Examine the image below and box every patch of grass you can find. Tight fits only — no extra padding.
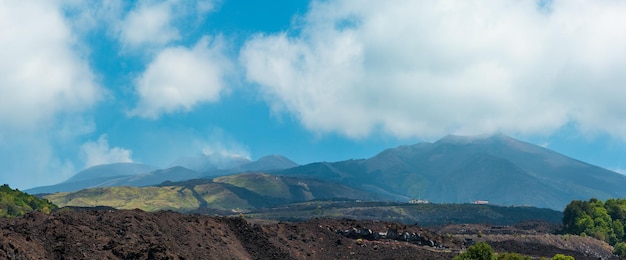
[214,173,290,198]
[0,184,57,217]
[192,183,252,210]
[45,186,200,211]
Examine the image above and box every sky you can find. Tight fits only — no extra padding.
[2,0,626,190]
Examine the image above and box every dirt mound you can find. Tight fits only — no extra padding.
[433,221,617,260]
[0,209,617,259]
[0,209,458,259]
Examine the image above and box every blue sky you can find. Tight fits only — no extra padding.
[1,0,626,190]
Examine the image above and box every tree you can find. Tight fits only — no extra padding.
[562,198,626,245]
[606,199,626,220]
[454,242,495,260]
[614,242,626,257]
[614,219,625,241]
[563,200,591,234]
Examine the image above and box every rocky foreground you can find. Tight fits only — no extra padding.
[0,208,616,259]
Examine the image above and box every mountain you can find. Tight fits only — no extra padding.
[43,173,382,211]
[88,166,203,187]
[233,155,299,172]
[27,166,201,195]
[168,154,298,176]
[30,135,625,210]
[64,163,158,182]
[168,153,252,173]
[28,155,299,195]
[275,134,626,210]
[25,163,157,194]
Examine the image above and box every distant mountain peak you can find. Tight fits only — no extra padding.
[66,163,157,183]
[237,155,299,172]
[437,133,511,144]
[256,154,297,164]
[168,153,252,173]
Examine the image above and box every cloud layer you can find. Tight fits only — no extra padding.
[241,0,626,139]
[80,135,133,168]
[0,1,101,129]
[130,36,231,118]
[117,0,215,50]
[3,0,626,189]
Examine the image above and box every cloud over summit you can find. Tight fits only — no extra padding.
[242,0,626,140]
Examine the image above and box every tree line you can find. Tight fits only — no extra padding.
[0,184,57,218]
[563,198,626,256]
[454,242,574,260]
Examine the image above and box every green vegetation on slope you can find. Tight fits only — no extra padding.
[454,242,495,260]
[45,186,200,211]
[563,198,626,256]
[44,173,380,212]
[193,183,251,210]
[214,173,290,198]
[0,184,57,217]
[453,242,573,260]
[563,198,626,245]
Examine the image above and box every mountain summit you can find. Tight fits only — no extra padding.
[277,134,626,210]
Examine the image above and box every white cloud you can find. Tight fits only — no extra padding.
[0,1,101,130]
[116,0,217,50]
[196,128,251,169]
[130,36,231,118]
[80,135,133,168]
[199,129,251,162]
[0,1,104,189]
[241,0,626,140]
[119,1,179,48]
[61,0,124,33]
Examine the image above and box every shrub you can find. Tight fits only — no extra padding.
[551,254,574,260]
[454,242,495,260]
[614,242,626,257]
[0,184,57,218]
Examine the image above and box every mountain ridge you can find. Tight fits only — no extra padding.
[275,134,626,210]
[26,155,300,194]
[27,134,626,210]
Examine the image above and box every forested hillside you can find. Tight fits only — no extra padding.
[0,184,57,217]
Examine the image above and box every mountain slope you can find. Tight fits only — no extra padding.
[276,134,626,210]
[169,154,299,176]
[0,184,57,217]
[43,173,382,211]
[235,155,299,172]
[27,155,299,194]
[65,163,158,182]
[94,166,203,187]
[25,163,158,194]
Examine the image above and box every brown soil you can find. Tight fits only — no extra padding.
[0,208,458,259]
[433,221,618,260]
[0,209,618,259]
